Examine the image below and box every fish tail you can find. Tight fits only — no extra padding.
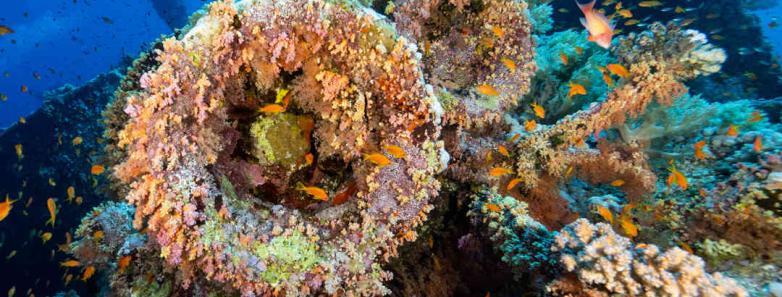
[46,217,55,227]
[575,0,595,13]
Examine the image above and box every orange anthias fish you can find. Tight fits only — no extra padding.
[60,260,80,267]
[0,194,17,222]
[497,145,510,157]
[610,179,625,187]
[606,64,630,78]
[531,103,545,119]
[332,181,358,205]
[486,203,502,212]
[500,57,517,73]
[72,136,83,146]
[754,136,763,152]
[258,104,285,114]
[726,124,738,137]
[90,164,105,175]
[576,0,615,49]
[596,205,614,224]
[118,255,132,273]
[384,144,406,159]
[82,266,96,281]
[489,167,513,177]
[364,153,392,168]
[568,82,587,98]
[666,165,688,190]
[298,185,329,201]
[524,120,537,132]
[748,111,764,123]
[41,232,53,244]
[506,178,523,190]
[67,186,76,203]
[694,140,707,160]
[560,52,569,65]
[619,216,638,238]
[476,84,499,97]
[46,198,57,227]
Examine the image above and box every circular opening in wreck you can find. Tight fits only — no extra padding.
[216,68,356,213]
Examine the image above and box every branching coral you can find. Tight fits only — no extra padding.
[512,23,725,191]
[551,219,748,297]
[113,0,445,295]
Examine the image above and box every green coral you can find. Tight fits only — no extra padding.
[249,113,310,169]
[130,277,172,297]
[252,231,322,285]
[697,239,746,264]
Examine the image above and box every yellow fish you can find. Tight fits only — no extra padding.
[577,0,615,48]
[364,153,392,168]
[476,84,499,97]
[606,64,630,78]
[258,104,285,114]
[596,206,614,224]
[384,144,406,159]
[568,82,587,98]
[638,1,663,7]
[531,103,545,119]
[500,57,517,72]
[617,9,632,18]
[489,167,512,177]
[45,198,56,227]
[0,194,17,222]
[67,186,76,203]
[40,232,52,244]
[15,144,23,160]
[298,185,329,201]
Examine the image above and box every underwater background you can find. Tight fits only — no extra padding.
[0,0,781,296]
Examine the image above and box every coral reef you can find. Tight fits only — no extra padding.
[52,0,770,296]
[113,0,445,295]
[551,219,748,297]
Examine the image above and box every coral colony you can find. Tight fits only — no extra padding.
[50,0,782,296]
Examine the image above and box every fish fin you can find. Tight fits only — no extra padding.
[596,12,613,30]
[46,217,54,227]
[580,17,589,29]
[575,0,595,13]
